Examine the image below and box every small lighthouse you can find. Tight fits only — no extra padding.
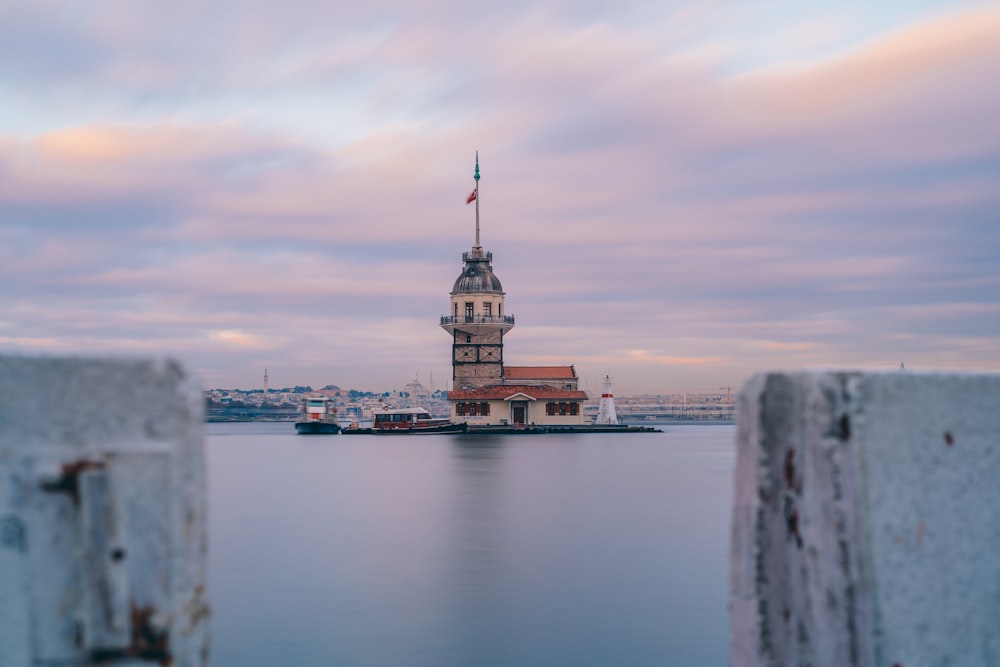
[595,374,619,425]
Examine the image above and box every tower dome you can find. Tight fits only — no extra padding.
[452,249,504,294]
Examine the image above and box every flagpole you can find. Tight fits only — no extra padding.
[474,151,481,249]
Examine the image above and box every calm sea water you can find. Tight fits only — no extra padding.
[206,423,736,667]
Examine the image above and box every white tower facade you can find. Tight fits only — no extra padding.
[595,374,619,425]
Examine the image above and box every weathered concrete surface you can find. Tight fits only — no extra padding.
[731,371,1000,667]
[0,355,208,667]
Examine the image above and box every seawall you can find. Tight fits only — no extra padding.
[0,355,209,667]
[730,371,1000,666]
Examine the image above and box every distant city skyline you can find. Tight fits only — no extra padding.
[2,1,998,395]
[210,371,739,399]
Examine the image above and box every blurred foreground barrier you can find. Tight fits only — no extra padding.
[730,371,1000,667]
[0,355,208,667]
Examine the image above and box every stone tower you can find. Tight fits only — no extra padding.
[440,154,515,390]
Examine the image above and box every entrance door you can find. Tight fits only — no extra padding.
[511,403,526,425]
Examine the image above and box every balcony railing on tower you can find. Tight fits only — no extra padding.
[440,315,515,327]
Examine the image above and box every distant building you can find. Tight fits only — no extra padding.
[440,155,588,426]
[404,376,431,405]
[314,386,347,399]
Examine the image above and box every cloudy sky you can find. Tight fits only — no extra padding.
[2,0,998,395]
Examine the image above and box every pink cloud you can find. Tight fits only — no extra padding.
[0,336,62,348]
[2,4,998,391]
[718,7,1000,158]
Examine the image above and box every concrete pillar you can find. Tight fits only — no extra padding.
[731,371,1000,667]
[0,355,208,667]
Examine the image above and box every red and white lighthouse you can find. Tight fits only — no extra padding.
[595,374,619,425]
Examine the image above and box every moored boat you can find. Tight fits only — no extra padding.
[295,395,341,435]
[368,407,466,434]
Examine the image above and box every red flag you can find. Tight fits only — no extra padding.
[466,189,476,204]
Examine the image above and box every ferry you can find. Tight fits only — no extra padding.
[368,407,466,434]
[294,395,341,435]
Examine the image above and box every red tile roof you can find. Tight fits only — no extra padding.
[448,384,588,401]
[503,365,577,379]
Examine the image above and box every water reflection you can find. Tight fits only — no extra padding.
[445,435,512,665]
[451,434,507,458]
[207,424,735,667]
